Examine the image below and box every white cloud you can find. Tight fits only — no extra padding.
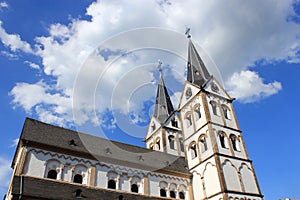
[6,0,300,128]
[10,81,72,126]
[1,50,18,60]
[227,70,282,103]
[101,116,117,130]
[10,82,48,111]
[0,2,8,9]
[24,61,40,70]
[9,138,19,148]
[0,21,34,53]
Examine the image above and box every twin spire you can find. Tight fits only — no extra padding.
[187,39,211,86]
[153,61,174,123]
[153,29,211,123]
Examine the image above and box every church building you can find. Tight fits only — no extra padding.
[4,35,263,200]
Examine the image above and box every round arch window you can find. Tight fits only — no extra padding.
[108,179,116,189]
[131,184,138,193]
[73,174,83,184]
[47,169,57,179]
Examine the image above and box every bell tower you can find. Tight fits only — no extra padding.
[144,62,184,157]
[178,35,263,199]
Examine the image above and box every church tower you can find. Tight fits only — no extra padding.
[178,37,263,199]
[144,64,185,157]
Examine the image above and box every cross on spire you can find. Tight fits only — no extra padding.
[157,59,162,72]
[185,27,191,38]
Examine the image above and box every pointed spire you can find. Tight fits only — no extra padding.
[153,61,174,123]
[185,29,211,86]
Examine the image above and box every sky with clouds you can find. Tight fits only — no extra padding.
[0,0,299,199]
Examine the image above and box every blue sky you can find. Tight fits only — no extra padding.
[0,0,300,199]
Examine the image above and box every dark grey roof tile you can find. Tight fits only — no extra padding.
[20,118,190,175]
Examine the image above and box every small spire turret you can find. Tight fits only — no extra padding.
[153,60,174,123]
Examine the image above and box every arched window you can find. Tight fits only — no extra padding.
[159,181,168,197]
[189,143,197,159]
[73,165,87,185]
[230,134,240,151]
[108,179,116,189]
[185,113,192,127]
[178,185,186,199]
[199,135,208,153]
[160,189,167,197]
[170,191,176,198]
[179,138,184,152]
[219,132,228,149]
[149,143,154,150]
[222,104,231,119]
[45,159,61,180]
[151,122,156,132]
[171,119,178,128]
[155,139,161,150]
[47,169,57,179]
[179,192,185,199]
[130,175,141,193]
[210,101,218,115]
[168,135,176,150]
[194,105,201,120]
[131,184,138,193]
[73,174,83,184]
[185,87,192,99]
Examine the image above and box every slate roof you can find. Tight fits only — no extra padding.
[187,39,211,87]
[11,175,174,200]
[153,71,174,123]
[14,118,190,176]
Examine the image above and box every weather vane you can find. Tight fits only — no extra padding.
[185,27,191,38]
[157,59,162,72]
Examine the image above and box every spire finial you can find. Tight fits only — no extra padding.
[157,59,162,72]
[185,27,191,38]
